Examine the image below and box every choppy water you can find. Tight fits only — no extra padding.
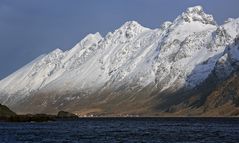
[0,118,239,143]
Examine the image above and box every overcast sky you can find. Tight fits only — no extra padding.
[0,0,239,79]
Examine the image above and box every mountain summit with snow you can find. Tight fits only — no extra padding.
[0,6,239,116]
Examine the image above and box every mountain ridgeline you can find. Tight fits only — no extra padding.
[0,6,239,116]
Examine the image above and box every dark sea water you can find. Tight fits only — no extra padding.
[0,117,239,143]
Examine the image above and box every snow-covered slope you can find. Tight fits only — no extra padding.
[0,6,239,114]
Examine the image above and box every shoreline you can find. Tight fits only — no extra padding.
[1,116,238,123]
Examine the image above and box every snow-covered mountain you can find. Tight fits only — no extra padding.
[0,6,239,116]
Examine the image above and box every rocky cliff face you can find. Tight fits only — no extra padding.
[0,6,239,116]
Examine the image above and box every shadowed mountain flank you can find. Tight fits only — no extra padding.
[0,104,16,117]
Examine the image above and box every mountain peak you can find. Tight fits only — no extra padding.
[51,48,63,54]
[78,32,103,48]
[186,5,203,13]
[82,32,102,42]
[109,21,149,40]
[179,5,216,25]
[121,21,143,29]
[118,20,149,33]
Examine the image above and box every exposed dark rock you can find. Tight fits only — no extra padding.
[0,104,16,117]
[7,114,56,122]
[57,111,78,119]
